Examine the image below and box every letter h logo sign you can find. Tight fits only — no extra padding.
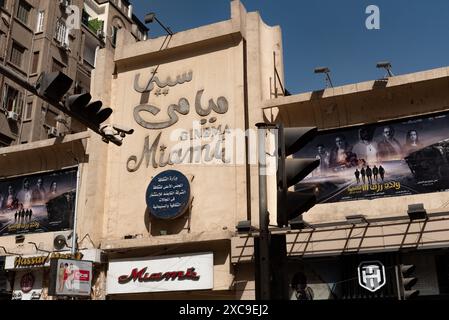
[358,261,386,292]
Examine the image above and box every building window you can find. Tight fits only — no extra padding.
[25,101,33,120]
[10,42,25,68]
[55,19,68,45]
[45,109,57,128]
[31,51,39,74]
[82,9,90,26]
[52,59,65,73]
[16,0,31,25]
[36,10,44,33]
[111,26,118,47]
[2,84,24,115]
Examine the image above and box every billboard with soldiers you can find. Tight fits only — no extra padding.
[294,111,449,203]
[0,168,77,236]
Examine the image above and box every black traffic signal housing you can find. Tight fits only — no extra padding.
[399,264,419,299]
[276,123,320,228]
[35,71,115,139]
[35,71,73,102]
[65,92,112,130]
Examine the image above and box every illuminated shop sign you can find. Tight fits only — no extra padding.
[107,252,213,295]
[5,252,83,270]
[48,259,93,297]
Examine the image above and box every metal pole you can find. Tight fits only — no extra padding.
[71,165,81,256]
[256,123,273,300]
[395,265,402,300]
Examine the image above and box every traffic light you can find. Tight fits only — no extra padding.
[65,92,113,129]
[399,264,419,299]
[276,123,320,227]
[35,71,73,102]
[33,71,128,145]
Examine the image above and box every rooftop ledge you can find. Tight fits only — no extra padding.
[101,230,234,251]
[263,66,449,109]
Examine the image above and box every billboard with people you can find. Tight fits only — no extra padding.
[0,168,77,236]
[294,111,449,203]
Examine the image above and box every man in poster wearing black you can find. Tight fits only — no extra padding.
[378,126,402,161]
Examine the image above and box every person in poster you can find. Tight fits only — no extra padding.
[58,263,67,292]
[47,181,58,201]
[329,135,358,170]
[378,126,402,161]
[352,127,379,165]
[31,178,46,204]
[354,169,360,184]
[404,129,422,156]
[5,184,17,210]
[17,179,32,210]
[315,144,330,175]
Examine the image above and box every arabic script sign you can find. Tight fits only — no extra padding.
[146,170,190,220]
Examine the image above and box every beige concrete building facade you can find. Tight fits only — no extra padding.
[1,0,449,300]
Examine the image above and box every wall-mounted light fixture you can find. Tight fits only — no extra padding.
[407,203,427,221]
[236,220,253,233]
[15,235,25,244]
[345,214,368,225]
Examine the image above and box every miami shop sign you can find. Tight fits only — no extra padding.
[106,253,213,295]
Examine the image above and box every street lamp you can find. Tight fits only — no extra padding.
[376,61,394,78]
[144,12,173,36]
[314,67,334,88]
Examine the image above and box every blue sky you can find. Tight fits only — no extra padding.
[134,0,449,94]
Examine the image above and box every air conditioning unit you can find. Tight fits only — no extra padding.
[6,111,19,121]
[48,127,59,137]
[53,231,73,251]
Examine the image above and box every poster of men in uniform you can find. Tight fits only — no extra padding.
[295,111,449,203]
[0,169,77,236]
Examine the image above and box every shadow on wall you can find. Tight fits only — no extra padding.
[144,207,190,236]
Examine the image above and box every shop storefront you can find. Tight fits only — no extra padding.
[4,249,102,300]
[286,250,449,300]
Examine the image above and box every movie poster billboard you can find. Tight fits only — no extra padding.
[0,168,77,236]
[295,111,449,203]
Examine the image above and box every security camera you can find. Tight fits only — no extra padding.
[112,124,134,135]
[100,125,116,137]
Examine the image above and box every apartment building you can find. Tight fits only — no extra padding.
[0,0,147,147]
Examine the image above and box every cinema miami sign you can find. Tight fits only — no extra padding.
[127,70,233,172]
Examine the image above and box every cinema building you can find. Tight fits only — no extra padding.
[2,0,449,300]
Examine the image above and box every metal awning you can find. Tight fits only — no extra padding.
[231,211,449,264]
